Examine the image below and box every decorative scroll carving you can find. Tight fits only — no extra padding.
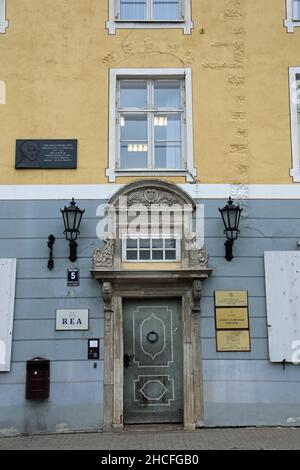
[102,281,112,304]
[102,281,113,327]
[93,235,115,269]
[198,248,209,267]
[127,189,184,207]
[192,280,202,315]
[186,233,209,268]
[189,247,209,268]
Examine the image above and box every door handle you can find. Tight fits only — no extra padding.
[124,353,134,368]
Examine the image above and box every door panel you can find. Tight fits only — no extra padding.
[123,299,183,424]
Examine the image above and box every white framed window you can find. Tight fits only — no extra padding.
[106,68,196,182]
[289,68,300,181]
[106,0,193,35]
[0,0,8,33]
[285,0,300,32]
[122,235,180,262]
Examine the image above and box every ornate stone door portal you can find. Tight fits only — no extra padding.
[91,181,212,430]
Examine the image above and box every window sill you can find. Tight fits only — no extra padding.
[0,19,8,33]
[106,168,197,182]
[284,18,300,33]
[115,19,186,23]
[290,168,300,182]
[121,262,181,271]
[106,19,193,35]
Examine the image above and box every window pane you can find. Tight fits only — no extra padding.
[294,0,300,20]
[153,0,180,21]
[154,81,181,107]
[120,0,147,20]
[127,250,138,260]
[154,114,181,141]
[152,250,164,260]
[121,115,147,141]
[165,239,176,249]
[155,143,181,168]
[120,81,147,108]
[165,250,176,260]
[127,239,138,248]
[152,239,163,248]
[140,239,151,248]
[140,250,151,260]
[296,77,300,113]
[121,143,148,168]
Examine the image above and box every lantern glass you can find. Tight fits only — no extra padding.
[219,197,243,241]
[61,198,85,242]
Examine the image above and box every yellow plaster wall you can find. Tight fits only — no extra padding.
[0,0,298,185]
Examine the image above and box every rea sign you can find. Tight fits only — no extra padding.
[56,309,89,330]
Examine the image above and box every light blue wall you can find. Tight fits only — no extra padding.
[201,199,300,427]
[0,200,105,435]
[0,198,300,433]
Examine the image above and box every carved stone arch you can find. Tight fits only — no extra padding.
[108,179,196,209]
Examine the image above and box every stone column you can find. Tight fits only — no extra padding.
[182,281,204,430]
[102,282,114,431]
[112,295,124,430]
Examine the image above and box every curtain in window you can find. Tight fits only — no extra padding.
[120,0,147,20]
[293,0,300,20]
[153,0,180,21]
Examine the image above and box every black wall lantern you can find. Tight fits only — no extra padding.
[47,234,55,270]
[60,198,85,262]
[219,197,243,261]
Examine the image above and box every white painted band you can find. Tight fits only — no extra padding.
[1,184,300,200]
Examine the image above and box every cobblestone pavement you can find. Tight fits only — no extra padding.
[0,427,299,450]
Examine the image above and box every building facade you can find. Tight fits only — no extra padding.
[1,0,300,434]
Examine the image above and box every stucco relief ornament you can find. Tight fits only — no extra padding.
[93,234,115,269]
[127,189,182,207]
[144,189,159,204]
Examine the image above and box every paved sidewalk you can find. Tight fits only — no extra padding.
[0,427,299,450]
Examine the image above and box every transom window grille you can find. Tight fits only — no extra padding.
[119,0,182,21]
[117,78,185,170]
[123,237,180,261]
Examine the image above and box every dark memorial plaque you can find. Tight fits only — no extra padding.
[16,140,77,169]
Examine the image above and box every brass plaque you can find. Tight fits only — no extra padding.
[215,307,249,329]
[216,330,251,352]
[215,290,248,307]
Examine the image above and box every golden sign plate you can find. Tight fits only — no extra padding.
[215,307,249,329]
[216,330,251,352]
[215,290,248,307]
